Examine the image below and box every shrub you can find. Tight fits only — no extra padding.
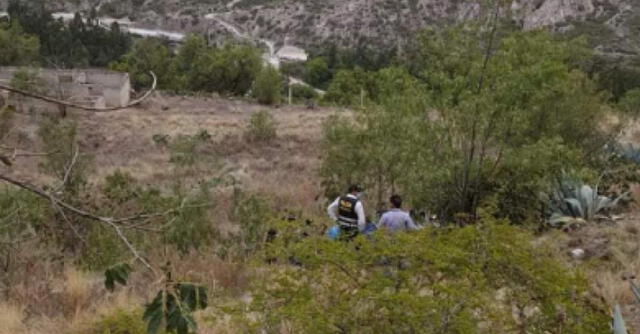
[246,110,277,142]
[304,57,330,88]
[240,220,609,333]
[86,308,147,334]
[252,66,282,105]
[290,83,318,100]
[227,189,271,258]
[619,88,640,116]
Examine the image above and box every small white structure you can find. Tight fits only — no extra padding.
[276,36,308,62]
[0,67,131,108]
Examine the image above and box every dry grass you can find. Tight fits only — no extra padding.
[545,217,640,332]
[0,303,26,334]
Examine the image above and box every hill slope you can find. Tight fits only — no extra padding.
[2,0,638,57]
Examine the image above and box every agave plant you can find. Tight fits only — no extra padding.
[615,143,640,165]
[613,304,629,334]
[547,176,627,227]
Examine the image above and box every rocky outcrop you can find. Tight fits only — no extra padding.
[1,0,638,57]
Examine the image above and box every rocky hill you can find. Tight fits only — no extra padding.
[2,0,639,57]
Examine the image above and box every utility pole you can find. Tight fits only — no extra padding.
[288,76,292,105]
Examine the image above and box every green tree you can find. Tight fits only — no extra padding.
[173,34,208,90]
[322,26,612,223]
[189,43,263,95]
[0,22,40,66]
[323,68,371,106]
[111,38,176,90]
[304,57,330,88]
[252,66,282,105]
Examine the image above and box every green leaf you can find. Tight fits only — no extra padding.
[144,283,208,334]
[143,291,165,334]
[104,263,132,292]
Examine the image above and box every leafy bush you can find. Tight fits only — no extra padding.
[290,83,318,100]
[619,88,640,116]
[252,66,282,105]
[304,57,330,88]
[246,110,277,142]
[38,117,91,196]
[110,38,175,90]
[0,21,39,66]
[227,189,271,258]
[168,130,215,170]
[240,220,609,333]
[188,42,263,96]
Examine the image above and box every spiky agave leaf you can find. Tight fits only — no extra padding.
[613,304,628,334]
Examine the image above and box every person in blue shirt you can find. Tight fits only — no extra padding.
[377,194,420,232]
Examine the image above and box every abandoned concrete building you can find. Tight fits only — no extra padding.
[0,67,131,108]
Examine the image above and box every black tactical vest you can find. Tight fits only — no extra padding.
[337,196,359,226]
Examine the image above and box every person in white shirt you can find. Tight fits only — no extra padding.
[378,194,420,232]
[327,184,366,240]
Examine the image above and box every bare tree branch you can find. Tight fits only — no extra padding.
[55,145,80,193]
[0,72,157,112]
[0,173,179,225]
[105,219,158,275]
[50,197,88,247]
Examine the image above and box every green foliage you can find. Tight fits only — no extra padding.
[8,1,130,68]
[227,189,271,258]
[10,68,44,92]
[104,263,132,292]
[304,57,330,88]
[144,282,208,334]
[0,21,39,66]
[83,223,130,270]
[246,110,277,142]
[165,184,218,254]
[103,170,139,204]
[169,132,211,167]
[619,88,640,116]
[290,84,318,101]
[252,66,282,105]
[38,117,90,196]
[322,27,612,222]
[110,38,175,90]
[188,42,263,95]
[0,189,46,269]
[86,308,147,334]
[243,221,609,333]
[323,68,371,106]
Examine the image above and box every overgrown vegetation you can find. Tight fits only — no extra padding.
[3,1,640,333]
[7,0,131,68]
[246,110,277,142]
[321,28,620,225]
[237,219,609,333]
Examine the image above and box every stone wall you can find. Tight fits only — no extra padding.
[0,67,130,108]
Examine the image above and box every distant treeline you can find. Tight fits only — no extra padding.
[6,0,131,68]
